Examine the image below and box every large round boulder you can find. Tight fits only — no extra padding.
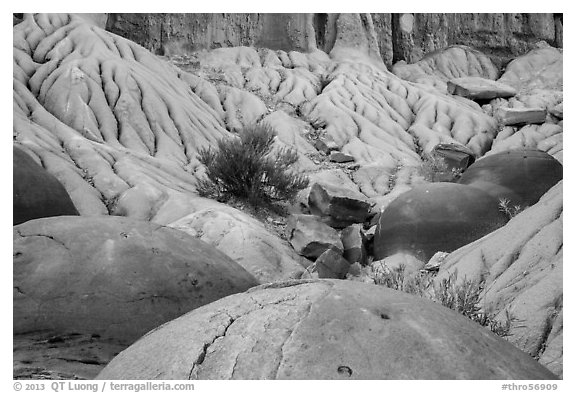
[97,279,556,380]
[374,183,507,262]
[13,216,259,344]
[13,146,79,225]
[459,148,563,208]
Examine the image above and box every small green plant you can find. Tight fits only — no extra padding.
[373,266,515,338]
[419,155,463,182]
[498,197,524,219]
[196,123,309,207]
[372,264,433,297]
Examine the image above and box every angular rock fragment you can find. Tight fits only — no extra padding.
[286,214,343,258]
[496,107,547,126]
[329,151,355,163]
[13,146,79,225]
[341,224,368,266]
[447,77,516,100]
[314,137,339,154]
[309,182,372,228]
[97,279,557,380]
[431,143,476,172]
[315,249,351,279]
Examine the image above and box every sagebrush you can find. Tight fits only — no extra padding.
[196,124,309,206]
[373,266,515,337]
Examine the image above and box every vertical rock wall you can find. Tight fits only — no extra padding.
[103,13,560,67]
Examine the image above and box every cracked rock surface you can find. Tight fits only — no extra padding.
[97,279,556,380]
[13,215,259,344]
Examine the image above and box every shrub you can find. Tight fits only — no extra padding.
[419,155,463,182]
[498,197,524,219]
[196,123,309,206]
[372,266,515,338]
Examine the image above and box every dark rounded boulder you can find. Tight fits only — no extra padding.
[97,279,557,380]
[13,216,259,344]
[459,148,563,208]
[374,183,507,262]
[13,146,79,225]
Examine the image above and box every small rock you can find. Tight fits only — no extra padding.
[549,103,563,119]
[309,182,372,228]
[447,77,517,100]
[364,225,377,241]
[329,151,355,163]
[286,214,343,258]
[496,107,547,126]
[314,137,339,154]
[315,248,351,279]
[346,262,363,277]
[431,143,476,172]
[424,251,450,271]
[341,224,368,266]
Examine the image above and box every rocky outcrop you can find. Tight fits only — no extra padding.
[14,216,258,343]
[13,145,79,225]
[390,14,558,68]
[374,183,507,262]
[459,149,563,209]
[104,13,560,70]
[433,182,563,376]
[168,205,308,283]
[97,279,556,379]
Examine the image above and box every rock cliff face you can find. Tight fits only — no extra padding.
[104,13,561,68]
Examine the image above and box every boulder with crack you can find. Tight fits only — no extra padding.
[96,279,557,380]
